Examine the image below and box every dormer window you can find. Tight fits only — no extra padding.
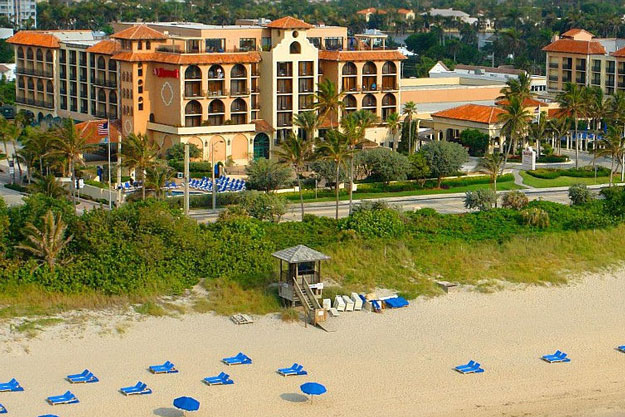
[138,41,143,50]
[146,41,151,50]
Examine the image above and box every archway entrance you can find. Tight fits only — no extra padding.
[253,133,270,160]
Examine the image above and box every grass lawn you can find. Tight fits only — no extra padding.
[520,171,613,188]
[283,176,522,203]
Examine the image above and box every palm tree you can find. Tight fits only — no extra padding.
[498,95,532,168]
[586,87,608,153]
[385,112,401,151]
[402,101,418,154]
[1,117,24,181]
[15,210,73,272]
[594,126,624,185]
[49,118,98,211]
[498,71,533,102]
[341,110,379,213]
[273,133,314,219]
[293,111,319,142]
[548,115,569,154]
[0,116,9,158]
[315,129,352,219]
[21,126,53,176]
[478,153,505,206]
[122,133,160,200]
[144,163,174,199]
[314,79,344,130]
[529,111,549,157]
[556,83,587,169]
[28,174,67,198]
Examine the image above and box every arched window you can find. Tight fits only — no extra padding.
[26,48,33,60]
[343,94,357,108]
[98,89,106,102]
[342,62,357,75]
[36,79,43,91]
[382,93,396,106]
[108,59,116,71]
[207,99,225,126]
[138,97,144,111]
[185,100,202,127]
[17,47,23,59]
[208,99,225,114]
[138,79,143,94]
[185,65,201,79]
[362,93,376,109]
[36,49,43,61]
[208,64,224,79]
[18,77,24,88]
[363,61,377,75]
[109,91,117,103]
[45,50,52,63]
[27,78,34,90]
[97,56,105,69]
[231,98,247,124]
[46,80,53,92]
[382,61,396,74]
[231,64,246,79]
[290,41,301,54]
[145,41,151,50]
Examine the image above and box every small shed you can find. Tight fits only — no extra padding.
[272,245,330,312]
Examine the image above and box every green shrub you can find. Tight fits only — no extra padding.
[526,168,561,179]
[238,191,287,222]
[354,148,411,183]
[601,186,625,218]
[340,203,405,238]
[245,158,292,192]
[464,189,497,211]
[501,190,529,210]
[459,129,489,157]
[165,143,201,161]
[521,207,550,228]
[168,160,212,174]
[4,183,28,192]
[420,141,469,186]
[568,184,594,205]
[537,155,568,163]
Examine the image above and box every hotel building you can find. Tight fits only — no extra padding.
[8,17,404,165]
[543,29,625,95]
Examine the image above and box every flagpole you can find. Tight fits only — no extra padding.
[107,119,112,210]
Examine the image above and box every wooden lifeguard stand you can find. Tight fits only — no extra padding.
[272,245,330,325]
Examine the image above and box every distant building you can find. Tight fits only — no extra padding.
[397,9,415,21]
[0,62,15,80]
[0,0,36,29]
[356,8,387,23]
[423,8,478,26]
[0,27,13,39]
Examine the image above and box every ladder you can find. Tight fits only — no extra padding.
[292,278,314,313]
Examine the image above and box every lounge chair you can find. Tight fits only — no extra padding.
[385,297,410,309]
[0,404,6,414]
[222,352,252,366]
[617,345,625,353]
[277,363,308,377]
[454,360,484,374]
[203,372,234,385]
[0,378,23,392]
[351,293,363,311]
[66,369,99,384]
[333,295,346,312]
[148,361,179,374]
[46,390,79,405]
[542,350,570,363]
[120,381,152,396]
[342,295,355,312]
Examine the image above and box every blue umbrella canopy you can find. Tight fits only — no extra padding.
[300,382,327,396]
[38,415,60,417]
[173,396,200,412]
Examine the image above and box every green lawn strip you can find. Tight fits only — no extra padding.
[520,171,612,188]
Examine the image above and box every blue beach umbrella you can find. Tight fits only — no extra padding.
[173,396,200,414]
[38,415,60,417]
[300,382,327,403]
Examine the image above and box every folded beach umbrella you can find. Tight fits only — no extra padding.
[300,382,327,403]
[173,396,200,414]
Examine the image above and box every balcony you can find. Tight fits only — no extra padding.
[231,89,250,96]
[184,90,206,99]
[207,89,227,98]
[362,85,378,92]
[16,96,54,109]
[549,62,559,69]
[93,78,117,88]
[96,111,108,118]
[548,75,558,82]
[382,83,399,92]
[16,67,53,78]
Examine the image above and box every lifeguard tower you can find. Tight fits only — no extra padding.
[272,245,330,325]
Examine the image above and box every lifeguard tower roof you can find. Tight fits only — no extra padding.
[272,245,330,264]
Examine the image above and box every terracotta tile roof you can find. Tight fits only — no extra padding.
[431,104,506,124]
[318,50,406,61]
[111,51,261,65]
[548,108,568,118]
[7,31,60,48]
[397,8,413,14]
[86,39,121,55]
[254,119,275,133]
[265,16,313,29]
[561,29,593,38]
[357,7,376,14]
[542,39,606,55]
[611,46,625,57]
[76,119,121,145]
[496,97,547,107]
[111,25,167,40]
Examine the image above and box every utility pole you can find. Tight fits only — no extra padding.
[184,142,189,215]
[117,134,122,207]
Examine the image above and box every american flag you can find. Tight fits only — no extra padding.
[98,121,109,136]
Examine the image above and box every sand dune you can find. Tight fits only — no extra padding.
[2,268,625,417]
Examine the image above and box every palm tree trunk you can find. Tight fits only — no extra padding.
[297,174,304,220]
[610,157,614,186]
[407,119,412,154]
[348,156,354,213]
[574,120,579,169]
[141,167,146,200]
[70,159,77,212]
[11,139,23,183]
[335,162,340,220]
[493,176,498,208]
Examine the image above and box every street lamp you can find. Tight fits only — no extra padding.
[211,138,225,210]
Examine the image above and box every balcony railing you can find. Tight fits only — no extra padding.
[93,78,117,88]
[16,96,54,109]
[231,89,250,96]
[231,72,247,79]
[185,90,206,99]
[16,67,53,78]
[207,89,227,97]
[362,85,378,92]
[96,111,108,118]
[548,75,558,81]
[592,66,601,72]
[382,83,399,91]
[562,63,572,70]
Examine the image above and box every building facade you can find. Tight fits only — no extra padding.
[9,16,405,165]
[0,0,36,29]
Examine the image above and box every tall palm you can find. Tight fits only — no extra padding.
[28,174,67,198]
[15,210,73,272]
[594,126,624,185]
[478,152,505,206]
[315,129,352,219]
[608,91,625,181]
[122,133,160,200]
[144,163,174,200]
[314,79,344,130]
[49,118,98,211]
[385,112,401,152]
[529,111,549,157]
[21,127,53,176]
[402,101,418,154]
[498,72,533,102]
[556,83,587,169]
[586,87,608,152]
[1,118,24,181]
[342,110,379,213]
[293,111,319,142]
[0,116,9,158]
[498,95,532,169]
[273,133,314,219]
[548,115,569,154]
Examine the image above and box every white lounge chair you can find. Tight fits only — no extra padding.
[322,299,331,310]
[351,293,363,311]
[342,295,354,312]
[333,295,345,312]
